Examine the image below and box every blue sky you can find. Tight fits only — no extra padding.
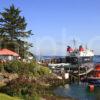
[0,0,100,55]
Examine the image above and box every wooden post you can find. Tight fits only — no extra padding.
[77,57,81,84]
[85,66,88,82]
[78,64,80,83]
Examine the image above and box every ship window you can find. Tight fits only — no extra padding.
[66,57,78,64]
[80,57,93,63]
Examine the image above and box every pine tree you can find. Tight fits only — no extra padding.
[0,4,33,58]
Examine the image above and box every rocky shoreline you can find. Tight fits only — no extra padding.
[42,95,78,100]
[0,72,77,100]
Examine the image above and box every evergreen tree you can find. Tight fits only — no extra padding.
[0,4,33,58]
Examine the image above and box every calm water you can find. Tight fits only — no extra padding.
[53,56,100,100]
[54,84,100,100]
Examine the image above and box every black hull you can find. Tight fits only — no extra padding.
[87,78,100,86]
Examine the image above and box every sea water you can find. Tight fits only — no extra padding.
[54,83,100,100]
[54,56,100,100]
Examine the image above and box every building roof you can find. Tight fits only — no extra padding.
[0,49,19,56]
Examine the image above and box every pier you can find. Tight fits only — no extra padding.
[48,61,94,84]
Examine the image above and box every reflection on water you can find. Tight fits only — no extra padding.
[54,84,100,100]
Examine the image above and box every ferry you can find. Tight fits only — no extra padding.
[48,45,94,78]
[65,45,94,76]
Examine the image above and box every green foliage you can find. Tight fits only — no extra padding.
[4,61,51,76]
[0,63,4,72]
[4,61,22,73]
[0,4,32,39]
[0,4,33,58]
[0,61,53,100]
[0,93,21,100]
[0,76,31,98]
[38,66,51,76]
[0,76,41,100]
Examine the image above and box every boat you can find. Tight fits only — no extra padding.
[48,45,94,78]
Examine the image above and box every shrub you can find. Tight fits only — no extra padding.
[0,76,34,99]
[38,66,51,76]
[0,76,44,100]
[0,63,4,72]
[4,61,51,77]
[4,61,22,73]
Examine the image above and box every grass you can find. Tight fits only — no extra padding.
[0,83,6,87]
[0,93,22,100]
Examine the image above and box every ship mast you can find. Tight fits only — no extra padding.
[73,38,77,49]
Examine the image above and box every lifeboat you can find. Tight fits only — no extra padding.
[95,64,100,77]
[87,64,100,86]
